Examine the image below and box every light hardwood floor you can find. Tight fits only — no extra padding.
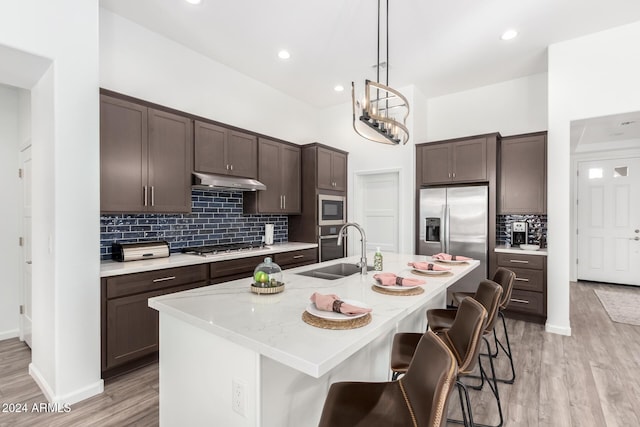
[1,281,638,426]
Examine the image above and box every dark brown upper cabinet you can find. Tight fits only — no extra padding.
[418,137,488,185]
[498,132,547,214]
[100,95,192,214]
[317,146,347,192]
[243,138,301,214]
[194,120,257,179]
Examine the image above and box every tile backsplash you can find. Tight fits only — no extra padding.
[497,214,547,247]
[100,189,287,260]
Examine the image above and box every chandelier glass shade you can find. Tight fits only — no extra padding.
[352,0,410,145]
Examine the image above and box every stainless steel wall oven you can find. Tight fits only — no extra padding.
[318,225,347,262]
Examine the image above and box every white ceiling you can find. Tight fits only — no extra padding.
[571,112,640,153]
[99,0,640,150]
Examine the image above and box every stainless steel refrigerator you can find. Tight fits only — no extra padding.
[418,186,488,295]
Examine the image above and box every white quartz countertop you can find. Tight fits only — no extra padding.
[495,244,547,256]
[100,242,318,277]
[149,253,479,378]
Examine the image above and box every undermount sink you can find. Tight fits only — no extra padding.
[296,263,375,280]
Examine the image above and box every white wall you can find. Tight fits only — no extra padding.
[0,0,102,404]
[426,73,548,141]
[0,84,20,340]
[547,19,640,336]
[99,9,319,144]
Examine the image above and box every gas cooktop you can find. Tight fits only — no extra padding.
[181,242,267,257]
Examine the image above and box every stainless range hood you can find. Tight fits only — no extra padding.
[192,172,266,192]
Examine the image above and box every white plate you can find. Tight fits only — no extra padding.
[412,267,450,275]
[306,299,371,321]
[373,282,420,291]
[432,257,470,264]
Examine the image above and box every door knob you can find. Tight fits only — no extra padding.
[631,236,640,241]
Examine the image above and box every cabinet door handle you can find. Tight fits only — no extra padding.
[230,164,233,171]
[280,195,283,209]
[143,186,148,206]
[515,277,529,282]
[153,276,176,283]
[151,186,155,207]
[283,195,286,209]
[510,298,529,304]
[293,254,304,259]
[448,172,451,178]
[509,259,529,264]
[226,164,229,170]
[452,172,456,178]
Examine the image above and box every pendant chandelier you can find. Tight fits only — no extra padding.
[352,0,410,145]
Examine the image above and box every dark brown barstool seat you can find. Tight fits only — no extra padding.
[319,331,458,427]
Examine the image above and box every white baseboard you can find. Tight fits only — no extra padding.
[0,329,19,341]
[545,322,572,336]
[29,363,104,405]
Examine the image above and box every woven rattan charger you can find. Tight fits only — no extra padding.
[302,311,372,330]
[371,285,425,296]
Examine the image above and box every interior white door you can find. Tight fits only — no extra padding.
[354,172,399,253]
[577,158,640,285]
[19,145,32,347]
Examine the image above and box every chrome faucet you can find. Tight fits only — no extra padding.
[337,222,368,275]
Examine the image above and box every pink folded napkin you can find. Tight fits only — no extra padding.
[310,292,372,315]
[432,253,471,261]
[373,273,426,287]
[407,261,451,271]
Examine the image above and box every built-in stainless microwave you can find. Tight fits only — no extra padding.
[318,194,346,226]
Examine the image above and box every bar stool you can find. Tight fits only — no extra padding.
[453,267,516,384]
[429,280,504,427]
[390,297,488,427]
[318,331,458,427]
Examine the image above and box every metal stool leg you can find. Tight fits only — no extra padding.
[493,311,516,384]
[448,379,475,427]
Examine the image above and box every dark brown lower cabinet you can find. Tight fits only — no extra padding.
[273,248,317,269]
[101,264,208,378]
[210,249,318,284]
[497,252,547,323]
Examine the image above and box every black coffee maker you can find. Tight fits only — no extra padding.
[511,221,528,245]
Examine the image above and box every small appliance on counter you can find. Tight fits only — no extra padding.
[511,222,528,246]
[112,241,170,262]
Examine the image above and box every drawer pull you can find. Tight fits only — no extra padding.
[153,276,176,283]
[514,277,529,282]
[509,259,529,264]
[510,298,529,304]
[293,255,305,259]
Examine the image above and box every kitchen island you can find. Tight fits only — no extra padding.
[149,252,479,427]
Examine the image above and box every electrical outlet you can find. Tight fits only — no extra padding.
[232,379,246,416]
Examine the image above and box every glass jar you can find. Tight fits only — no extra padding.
[252,257,283,288]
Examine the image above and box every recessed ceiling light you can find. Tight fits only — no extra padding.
[334,85,344,92]
[278,50,291,60]
[501,29,518,41]
[185,0,202,4]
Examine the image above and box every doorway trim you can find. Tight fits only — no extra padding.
[570,148,640,282]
